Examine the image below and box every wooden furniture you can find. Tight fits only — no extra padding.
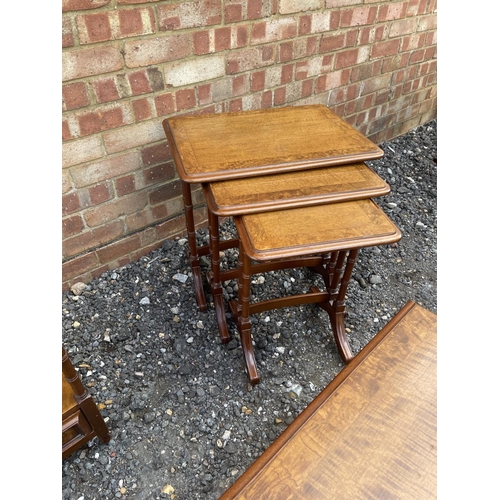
[62,345,110,459]
[202,163,390,343]
[231,198,401,385]
[219,301,437,499]
[162,105,384,314]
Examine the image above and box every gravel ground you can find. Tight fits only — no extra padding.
[62,119,437,500]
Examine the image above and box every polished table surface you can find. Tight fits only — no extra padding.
[219,301,437,499]
[163,105,384,182]
[203,162,389,216]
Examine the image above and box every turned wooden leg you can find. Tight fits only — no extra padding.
[181,180,207,312]
[208,208,230,343]
[239,243,260,385]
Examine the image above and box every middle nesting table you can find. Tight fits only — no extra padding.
[203,163,390,343]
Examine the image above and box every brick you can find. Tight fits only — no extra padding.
[63,0,111,12]
[310,12,332,33]
[62,170,73,194]
[88,182,112,205]
[299,15,311,35]
[63,119,76,141]
[71,151,141,187]
[193,30,211,55]
[409,48,426,65]
[226,46,275,74]
[62,252,99,285]
[164,56,225,87]
[389,18,419,37]
[280,0,321,14]
[250,70,265,91]
[371,39,400,59]
[274,87,286,105]
[77,103,132,137]
[91,77,120,103]
[281,64,294,84]
[335,48,359,69]
[325,0,361,6]
[175,88,196,111]
[149,179,182,205]
[341,7,377,27]
[154,93,175,116]
[115,174,136,196]
[133,98,153,122]
[128,70,152,95]
[315,70,344,92]
[103,118,165,154]
[401,33,426,52]
[117,0,161,4]
[210,79,232,102]
[215,27,231,51]
[232,75,248,96]
[96,233,142,264]
[76,13,112,44]
[63,82,89,112]
[320,33,345,52]
[378,2,407,21]
[251,18,297,44]
[62,16,74,48]
[62,135,103,168]
[225,3,243,23]
[62,46,123,81]
[158,1,222,31]
[142,142,172,166]
[63,192,81,216]
[125,207,159,232]
[123,34,191,68]
[279,42,293,62]
[84,191,149,227]
[417,14,437,32]
[235,26,249,47]
[118,7,154,37]
[143,163,176,185]
[302,79,314,97]
[247,0,263,19]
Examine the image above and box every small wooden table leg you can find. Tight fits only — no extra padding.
[181,180,207,312]
[208,208,230,343]
[238,242,260,385]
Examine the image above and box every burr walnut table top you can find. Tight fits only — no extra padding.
[234,198,401,261]
[163,105,384,182]
[203,162,390,216]
[219,301,437,500]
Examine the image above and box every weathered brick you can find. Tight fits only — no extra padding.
[175,88,196,111]
[280,0,321,14]
[115,174,136,196]
[164,56,225,87]
[77,102,132,137]
[142,142,172,166]
[117,0,161,4]
[320,33,346,52]
[281,64,294,84]
[103,119,165,154]
[417,14,437,32]
[389,18,419,37]
[91,77,120,103]
[63,0,111,12]
[62,252,99,286]
[62,16,74,48]
[250,70,265,91]
[88,182,112,205]
[84,191,149,227]
[378,2,407,21]
[247,0,263,19]
[63,46,123,81]
[63,135,103,168]
[154,93,175,116]
[325,0,361,6]
[143,163,176,185]
[123,34,191,68]
[226,46,275,74]
[96,233,142,264]
[232,74,248,96]
[341,7,377,27]
[76,13,112,44]
[158,1,222,31]
[335,48,359,69]
[215,27,231,51]
[149,179,182,205]
[63,82,89,112]
[225,3,243,23]
[63,192,81,216]
[118,7,154,37]
[251,18,297,44]
[133,98,153,122]
[401,33,426,51]
[128,70,152,95]
[274,87,286,105]
[193,30,211,55]
[71,151,141,187]
[371,39,400,59]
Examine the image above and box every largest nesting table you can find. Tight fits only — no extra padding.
[162,105,387,340]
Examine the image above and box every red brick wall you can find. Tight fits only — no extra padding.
[62,0,437,290]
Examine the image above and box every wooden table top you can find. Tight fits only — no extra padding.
[219,301,437,500]
[163,105,383,182]
[203,163,390,216]
[234,198,401,261]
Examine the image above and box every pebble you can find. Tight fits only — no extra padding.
[173,273,189,283]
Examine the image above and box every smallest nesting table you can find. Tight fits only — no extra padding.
[231,198,401,385]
